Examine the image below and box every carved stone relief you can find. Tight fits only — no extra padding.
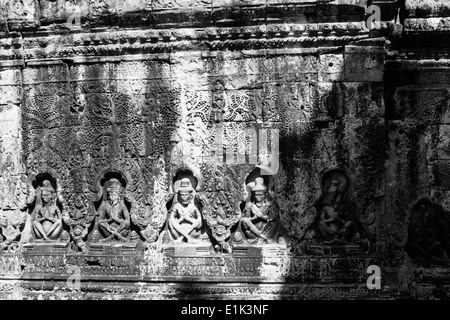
[302,169,369,255]
[28,174,64,241]
[62,192,94,253]
[159,166,211,248]
[91,173,134,243]
[202,165,241,253]
[4,0,39,28]
[233,170,287,248]
[406,199,450,261]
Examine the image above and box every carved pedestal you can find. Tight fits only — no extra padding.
[306,240,370,256]
[233,244,287,257]
[88,242,140,255]
[160,244,211,256]
[23,241,69,254]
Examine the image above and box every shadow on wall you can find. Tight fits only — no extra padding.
[406,198,450,264]
[1,0,396,298]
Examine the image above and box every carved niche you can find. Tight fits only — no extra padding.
[160,166,210,247]
[305,169,368,254]
[90,171,137,244]
[232,169,287,248]
[28,173,65,242]
[406,199,450,261]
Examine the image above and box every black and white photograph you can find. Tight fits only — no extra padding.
[0,0,447,310]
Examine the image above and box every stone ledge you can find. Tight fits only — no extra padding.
[0,252,380,282]
[0,0,400,32]
[0,280,393,299]
[0,22,394,62]
[405,0,450,18]
[404,17,450,32]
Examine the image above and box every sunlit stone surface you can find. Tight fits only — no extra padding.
[0,0,448,299]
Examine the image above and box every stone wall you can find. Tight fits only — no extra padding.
[0,0,448,300]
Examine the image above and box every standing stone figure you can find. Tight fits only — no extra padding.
[97,178,131,242]
[167,178,202,244]
[240,177,280,244]
[32,180,63,240]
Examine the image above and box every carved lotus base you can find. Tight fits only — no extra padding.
[23,241,69,254]
[306,240,370,256]
[88,242,139,255]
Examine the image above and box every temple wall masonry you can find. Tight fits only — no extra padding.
[0,0,449,299]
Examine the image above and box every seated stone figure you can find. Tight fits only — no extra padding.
[32,180,63,240]
[167,178,202,244]
[97,178,131,242]
[316,179,357,245]
[240,177,279,244]
[407,204,447,259]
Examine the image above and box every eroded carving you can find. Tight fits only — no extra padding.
[62,194,95,253]
[203,166,241,253]
[406,199,450,261]
[167,178,202,244]
[233,172,286,246]
[95,177,131,242]
[161,168,209,246]
[0,152,27,211]
[305,169,367,253]
[31,178,63,241]
[0,149,28,251]
[0,210,27,251]
[130,158,169,244]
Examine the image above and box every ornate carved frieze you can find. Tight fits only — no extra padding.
[0,23,397,64]
[405,0,450,18]
[17,252,378,282]
[0,0,400,32]
[1,0,441,300]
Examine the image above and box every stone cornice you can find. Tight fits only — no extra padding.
[404,16,450,32]
[0,21,393,64]
[405,0,450,18]
[0,0,399,32]
[402,1,450,33]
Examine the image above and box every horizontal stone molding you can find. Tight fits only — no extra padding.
[0,22,396,62]
[0,280,393,299]
[0,0,400,32]
[13,253,380,282]
[405,0,450,18]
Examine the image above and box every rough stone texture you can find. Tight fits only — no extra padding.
[0,0,449,300]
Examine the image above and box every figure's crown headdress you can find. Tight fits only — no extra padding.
[328,179,340,193]
[252,177,267,192]
[41,179,55,193]
[178,178,193,193]
[107,178,121,193]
